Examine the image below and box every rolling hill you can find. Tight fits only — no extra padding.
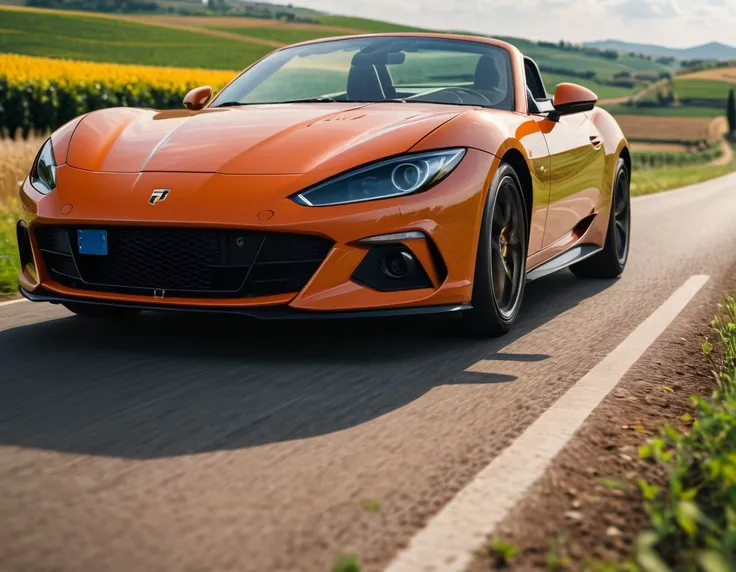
[0,6,271,68]
[585,40,736,62]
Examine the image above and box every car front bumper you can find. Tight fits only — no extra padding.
[18,148,494,314]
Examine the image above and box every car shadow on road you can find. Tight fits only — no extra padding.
[0,271,614,459]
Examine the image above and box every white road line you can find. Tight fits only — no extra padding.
[0,298,27,308]
[385,274,710,572]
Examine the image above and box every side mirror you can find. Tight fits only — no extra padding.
[183,86,213,111]
[552,83,597,116]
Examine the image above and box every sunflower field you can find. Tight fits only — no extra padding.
[0,53,238,136]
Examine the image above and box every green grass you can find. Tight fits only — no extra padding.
[673,78,736,101]
[605,104,725,117]
[207,25,343,45]
[630,296,736,571]
[478,538,518,568]
[0,204,19,296]
[630,156,736,197]
[359,499,381,513]
[332,554,361,572]
[0,7,270,69]
[318,15,426,33]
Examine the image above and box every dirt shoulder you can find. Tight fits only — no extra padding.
[470,264,736,571]
[714,139,734,166]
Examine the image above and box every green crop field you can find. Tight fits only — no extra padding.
[207,26,344,45]
[0,7,269,69]
[603,104,725,117]
[317,15,427,33]
[541,73,637,99]
[673,78,735,100]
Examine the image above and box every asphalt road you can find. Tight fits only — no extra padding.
[2,173,736,572]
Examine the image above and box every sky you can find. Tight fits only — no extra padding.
[294,0,736,48]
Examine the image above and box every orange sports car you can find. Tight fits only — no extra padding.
[17,33,630,336]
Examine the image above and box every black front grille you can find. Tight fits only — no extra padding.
[35,226,332,299]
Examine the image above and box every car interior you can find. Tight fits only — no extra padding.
[337,48,515,109]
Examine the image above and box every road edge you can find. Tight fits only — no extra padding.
[384,275,710,572]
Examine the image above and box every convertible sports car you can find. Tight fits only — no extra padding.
[17,33,630,336]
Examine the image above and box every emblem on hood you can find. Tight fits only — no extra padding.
[149,189,170,205]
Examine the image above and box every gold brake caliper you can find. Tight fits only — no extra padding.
[499,226,509,257]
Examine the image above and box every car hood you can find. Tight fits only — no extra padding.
[66,103,463,175]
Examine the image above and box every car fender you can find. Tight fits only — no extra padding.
[588,107,628,204]
[412,109,552,254]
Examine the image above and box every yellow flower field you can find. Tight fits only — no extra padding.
[0,52,237,91]
[0,53,240,135]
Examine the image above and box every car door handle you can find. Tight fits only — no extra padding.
[589,136,603,149]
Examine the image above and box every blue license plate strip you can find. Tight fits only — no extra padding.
[77,230,108,256]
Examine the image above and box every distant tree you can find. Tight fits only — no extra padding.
[601,49,619,60]
[26,0,158,12]
[728,88,736,139]
[206,0,227,12]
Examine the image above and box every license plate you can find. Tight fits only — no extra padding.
[77,230,108,256]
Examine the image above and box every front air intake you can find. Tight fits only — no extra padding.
[16,222,36,277]
[35,226,333,299]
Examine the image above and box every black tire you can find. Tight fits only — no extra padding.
[464,163,528,337]
[570,157,630,279]
[63,302,140,321]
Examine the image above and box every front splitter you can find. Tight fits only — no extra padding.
[20,287,471,321]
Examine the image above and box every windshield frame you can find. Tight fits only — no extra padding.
[210,34,520,112]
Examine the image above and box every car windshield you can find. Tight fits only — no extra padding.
[212,36,515,110]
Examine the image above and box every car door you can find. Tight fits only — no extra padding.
[524,59,606,249]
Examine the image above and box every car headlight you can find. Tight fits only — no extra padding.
[292,148,466,207]
[30,139,57,195]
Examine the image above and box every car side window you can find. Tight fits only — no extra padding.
[524,58,548,101]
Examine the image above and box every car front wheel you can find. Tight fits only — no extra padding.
[464,163,528,337]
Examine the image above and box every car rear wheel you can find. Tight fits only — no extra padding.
[464,163,528,337]
[570,157,630,279]
[63,302,140,321]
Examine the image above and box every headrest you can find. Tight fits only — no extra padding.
[347,63,386,101]
[474,55,503,90]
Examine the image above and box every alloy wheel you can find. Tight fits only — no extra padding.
[613,170,631,265]
[490,178,525,320]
